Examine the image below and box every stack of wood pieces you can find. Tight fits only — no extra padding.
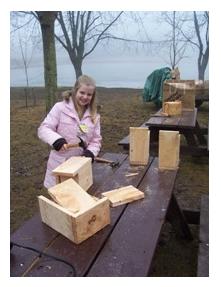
[163,80,195,111]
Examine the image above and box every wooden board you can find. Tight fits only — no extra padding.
[53,156,91,176]
[48,178,96,213]
[159,130,180,170]
[101,185,144,207]
[129,127,150,165]
[163,101,182,116]
[53,156,93,191]
[38,195,77,242]
[74,198,110,244]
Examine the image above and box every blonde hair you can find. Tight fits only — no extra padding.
[62,75,97,123]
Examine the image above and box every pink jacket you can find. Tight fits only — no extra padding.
[38,98,102,188]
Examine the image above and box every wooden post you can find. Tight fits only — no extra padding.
[129,127,150,165]
[159,130,180,170]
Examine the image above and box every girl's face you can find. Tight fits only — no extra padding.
[75,84,95,107]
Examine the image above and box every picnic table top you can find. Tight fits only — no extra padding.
[10,152,178,277]
[146,108,197,129]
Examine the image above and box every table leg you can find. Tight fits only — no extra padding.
[183,130,198,147]
[194,121,207,146]
[166,194,193,240]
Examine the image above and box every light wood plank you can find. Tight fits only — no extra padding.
[38,195,77,242]
[48,178,96,214]
[163,101,182,116]
[129,127,150,165]
[101,185,145,207]
[159,130,180,170]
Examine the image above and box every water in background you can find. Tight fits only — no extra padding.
[10,57,208,88]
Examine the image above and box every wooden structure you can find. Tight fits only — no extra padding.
[52,156,92,191]
[163,80,195,110]
[129,127,150,165]
[10,152,193,277]
[158,130,180,170]
[118,108,208,157]
[163,101,182,116]
[39,179,110,244]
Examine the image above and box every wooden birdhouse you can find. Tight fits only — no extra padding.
[38,178,110,244]
[52,156,93,191]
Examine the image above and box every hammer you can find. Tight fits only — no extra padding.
[94,157,119,168]
[64,136,87,149]
[65,139,119,167]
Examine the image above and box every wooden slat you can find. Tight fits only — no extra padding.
[197,195,209,277]
[48,178,96,213]
[101,185,144,207]
[87,158,177,276]
[23,154,153,276]
[179,108,197,128]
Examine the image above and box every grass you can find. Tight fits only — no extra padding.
[10,86,209,276]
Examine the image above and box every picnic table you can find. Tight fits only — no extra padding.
[118,108,208,156]
[10,152,193,277]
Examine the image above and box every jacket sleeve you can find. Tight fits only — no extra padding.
[38,103,64,146]
[86,114,102,157]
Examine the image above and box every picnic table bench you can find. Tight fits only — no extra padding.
[118,108,208,156]
[197,195,209,276]
[10,152,193,277]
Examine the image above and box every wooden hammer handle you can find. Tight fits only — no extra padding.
[95,157,114,164]
[65,143,79,149]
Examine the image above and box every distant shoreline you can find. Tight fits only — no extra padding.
[10,86,143,91]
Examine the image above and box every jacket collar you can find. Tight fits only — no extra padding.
[63,98,91,120]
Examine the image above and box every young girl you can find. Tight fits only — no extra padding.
[38,75,102,189]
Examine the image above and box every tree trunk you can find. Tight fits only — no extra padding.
[37,12,57,113]
[74,63,83,78]
[71,56,83,78]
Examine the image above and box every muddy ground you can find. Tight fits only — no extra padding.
[10,87,209,276]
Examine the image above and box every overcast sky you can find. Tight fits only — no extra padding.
[10,11,204,73]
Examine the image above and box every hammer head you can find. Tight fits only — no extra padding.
[110,161,120,168]
[77,136,87,150]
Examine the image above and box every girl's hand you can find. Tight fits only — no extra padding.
[61,144,68,151]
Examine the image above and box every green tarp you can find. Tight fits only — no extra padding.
[143,67,172,107]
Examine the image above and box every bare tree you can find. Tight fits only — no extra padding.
[11,11,58,113]
[163,11,209,80]
[192,11,209,80]
[160,11,189,69]
[55,11,124,78]
[33,12,58,112]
